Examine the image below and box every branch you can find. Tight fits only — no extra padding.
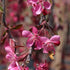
[2,0,13,38]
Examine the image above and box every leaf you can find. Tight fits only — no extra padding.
[0,6,3,12]
[49,0,52,4]
[11,24,23,30]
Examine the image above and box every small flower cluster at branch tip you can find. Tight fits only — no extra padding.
[27,0,51,16]
[22,26,60,54]
[36,62,48,70]
[5,39,29,70]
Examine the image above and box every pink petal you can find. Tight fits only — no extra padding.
[43,46,48,53]
[50,35,60,45]
[27,0,38,5]
[5,46,13,53]
[43,42,55,53]
[40,37,49,43]
[43,1,51,10]
[32,26,38,34]
[46,43,55,53]
[9,39,14,47]
[43,43,55,53]
[8,62,17,70]
[6,53,13,61]
[6,52,17,61]
[10,12,15,17]
[13,16,18,22]
[32,4,42,16]
[34,40,42,50]
[9,67,18,70]
[9,66,23,70]
[26,37,34,47]
[22,30,33,38]
[9,39,15,52]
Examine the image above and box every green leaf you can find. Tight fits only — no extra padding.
[0,6,3,12]
[49,0,52,4]
[11,24,23,30]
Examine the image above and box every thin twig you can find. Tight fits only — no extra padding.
[2,0,13,38]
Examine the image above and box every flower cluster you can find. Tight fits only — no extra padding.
[27,0,51,16]
[3,0,61,70]
[22,26,60,54]
[5,39,29,70]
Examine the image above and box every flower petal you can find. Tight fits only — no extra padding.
[22,30,33,38]
[50,35,60,45]
[43,46,48,53]
[32,4,42,16]
[40,36,49,43]
[26,37,34,47]
[5,46,13,53]
[6,52,17,62]
[46,43,55,53]
[32,26,38,34]
[9,39,15,52]
[27,0,38,5]
[34,40,42,50]
[8,62,17,70]
[43,43,55,53]
[44,1,51,10]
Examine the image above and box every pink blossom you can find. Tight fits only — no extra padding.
[8,61,24,70]
[13,16,18,22]
[36,62,48,70]
[4,39,29,70]
[27,0,38,5]
[5,39,18,63]
[43,1,51,10]
[22,27,43,50]
[8,62,29,70]
[40,35,60,53]
[32,4,42,16]
[27,0,51,16]
[12,3,18,12]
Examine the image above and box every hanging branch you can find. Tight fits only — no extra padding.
[2,0,13,39]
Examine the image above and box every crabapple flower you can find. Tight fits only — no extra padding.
[9,61,29,70]
[32,4,42,16]
[5,40,20,70]
[5,39,29,70]
[5,39,17,62]
[27,0,51,16]
[36,62,48,70]
[22,27,43,50]
[43,1,51,10]
[40,35,60,53]
[27,0,38,5]
[8,61,29,70]
[8,62,19,70]
[5,47,21,70]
